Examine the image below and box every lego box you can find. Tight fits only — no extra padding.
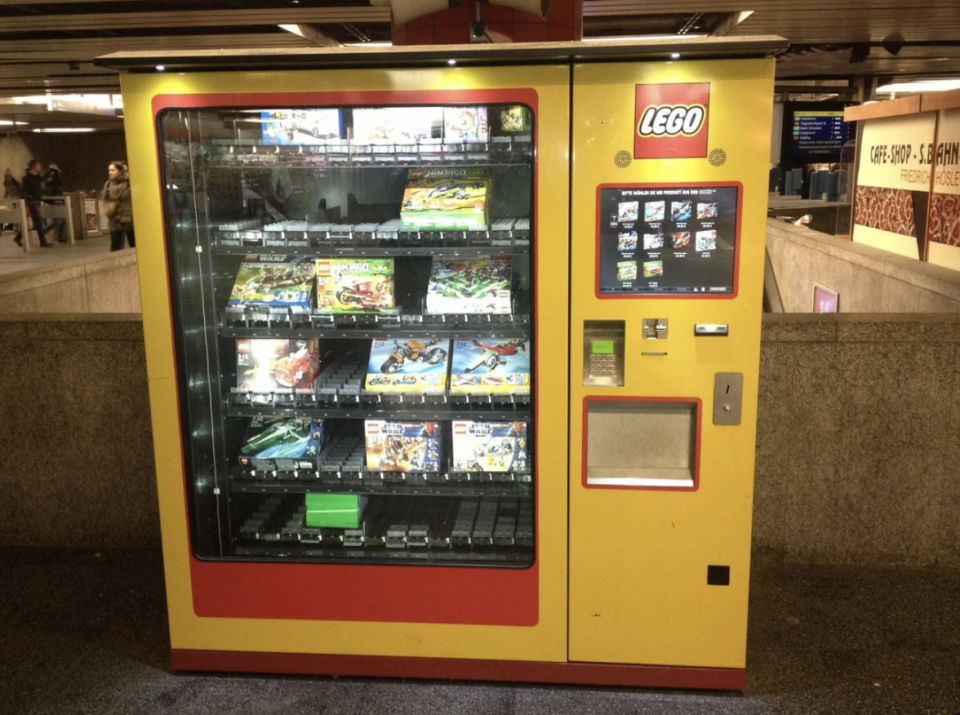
[365,420,441,472]
[365,338,450,394]
[425,256,512,315]
[400,168,490,231]
[239,417,324,471]
[315,258,395,314]
[237,339,320,392]
[305,493,367,529]
[452,421,529,473]
[228,257,315,313]
[450,339,530,395]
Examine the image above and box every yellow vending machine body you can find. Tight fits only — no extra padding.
[568,58,775,687]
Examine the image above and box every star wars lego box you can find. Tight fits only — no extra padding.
[400,168,490,231]
[365,420,442,472]
[364,337,450,394]
[452,421,529,473]
[228,256,315,313]
[239,416,324,471]
[314,258,395,314]
[425,256,512,315]
[236,338,320,392]
[449,339,530,395]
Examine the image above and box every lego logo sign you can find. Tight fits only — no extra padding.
[634,83,710,159]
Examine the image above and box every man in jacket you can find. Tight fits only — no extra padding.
[13,160,51,248]
[44,163,67,243]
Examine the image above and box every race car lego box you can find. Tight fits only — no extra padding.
[315,258,395,314]
[400,168,490,231]
[236,338,320,392]
[449,339,530,395]
[228,256,315,313]
[365,338,450,394]
[239,416,324,471]
[452,421,529,473]
[425,256,512,315]
[365,420,441,472]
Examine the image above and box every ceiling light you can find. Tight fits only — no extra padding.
[583,33,707,42]
[32,128,96,133]
[156,65,165,72]
[278,23,305,38]
[345,42,393,47]
[670,52,680,59]
[0,120,26,126]
[447,59,457,66]
[877,79,960,94]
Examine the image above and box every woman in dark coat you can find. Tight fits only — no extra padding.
[101,160,134,251]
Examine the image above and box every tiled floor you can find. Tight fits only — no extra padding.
[0,229,114,277]
[2,549,959,715]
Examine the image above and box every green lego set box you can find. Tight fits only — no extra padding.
[305,493,367,529]
[425,256,512,314]
[400,167,490,231]
[238,417,324,471]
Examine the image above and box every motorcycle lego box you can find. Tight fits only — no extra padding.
[315,258,395,314]
[452,421,529,473]
[400,168,490,231]
[237,339,320,392]
[239,416,324,471]
[365,420,442,473]
[425,256,512,315]
[365,338,450,394]
[228,257,315,313]
[450,339,530,395]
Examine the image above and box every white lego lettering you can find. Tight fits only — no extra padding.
[638,105,705,138]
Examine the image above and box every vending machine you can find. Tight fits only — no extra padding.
[112,38,778,689]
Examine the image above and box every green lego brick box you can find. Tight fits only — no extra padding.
[305,493,367,529]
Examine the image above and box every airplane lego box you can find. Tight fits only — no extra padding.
[364,420,442,472]
[449,339,530,395]
[238,416,324,471]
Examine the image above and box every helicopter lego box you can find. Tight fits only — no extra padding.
[425,256,512,315]
[451,421,529,473]
[449,339,530,395]
[236,338,320,392]
[315,258,395,314]
[365,420,442,472]
[365,337,450,394]
[238,416,324,471]
[228,257,315,313]
[400,167,490,231]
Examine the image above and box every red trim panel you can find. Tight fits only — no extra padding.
[594,182,744,300]
[171,649,746,691]
[152,88,541,626]
[581,396,702,492]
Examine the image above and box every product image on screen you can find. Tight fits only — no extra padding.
[365,420,441,472]
[617,232,638,251]
[598,185,738,295]
[450,339,530,395]
[261,109,342,145]
[643,233,664,250]
[452,421,528,473]
[671,201,692,222]
[618,201,639,222]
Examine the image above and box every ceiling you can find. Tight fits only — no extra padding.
[0,0,959,127]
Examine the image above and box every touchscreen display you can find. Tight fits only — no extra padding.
[598,186,738,295]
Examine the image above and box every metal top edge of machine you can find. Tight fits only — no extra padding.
[94,35,789,72]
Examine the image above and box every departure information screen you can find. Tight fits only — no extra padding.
[597,185,738,295]
[791,110,848,156]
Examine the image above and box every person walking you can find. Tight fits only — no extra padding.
[13,160,51,248]
[2,168,20,233]
[101,160,134,251]
[44,163,68,243]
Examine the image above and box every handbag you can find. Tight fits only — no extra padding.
[104,200,118,218]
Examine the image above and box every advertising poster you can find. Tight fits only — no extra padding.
[926,108,960,271]
[853,113,936,259]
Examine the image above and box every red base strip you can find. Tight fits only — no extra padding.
[171,649,745,691]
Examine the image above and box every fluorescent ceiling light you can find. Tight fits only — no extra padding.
[583,34,707,42]
[0,120,27,126]
[345,42,393,47]
[877,79,960,94]
[32,127,96,133]
[10,93,122,109]
[278,23,305,38]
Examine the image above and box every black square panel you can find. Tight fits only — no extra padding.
[707,565,730,586]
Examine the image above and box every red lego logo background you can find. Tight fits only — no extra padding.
[634,83,710,159]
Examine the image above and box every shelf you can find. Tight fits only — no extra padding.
[226,397,531,421]
[221,308,530,340]
[233,494,534,566]
[212,218,530,256]
[230,480,532,498]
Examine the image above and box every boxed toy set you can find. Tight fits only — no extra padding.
[365,420,442,472]
[449,339,530,395]
[365,338,450,393]
[443,107,489,142]
[305,493,367,529]
[425,256,512,315]
[228,257,315,313]
[239,417,324,471]
[236,338,321,391]
[315,258,395,314]
[400,168,490,231]
[452,421,529,473]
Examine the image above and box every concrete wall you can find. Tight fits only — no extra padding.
[2,313,959,568]
[767,219,960,313]
[0,249,140,313]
